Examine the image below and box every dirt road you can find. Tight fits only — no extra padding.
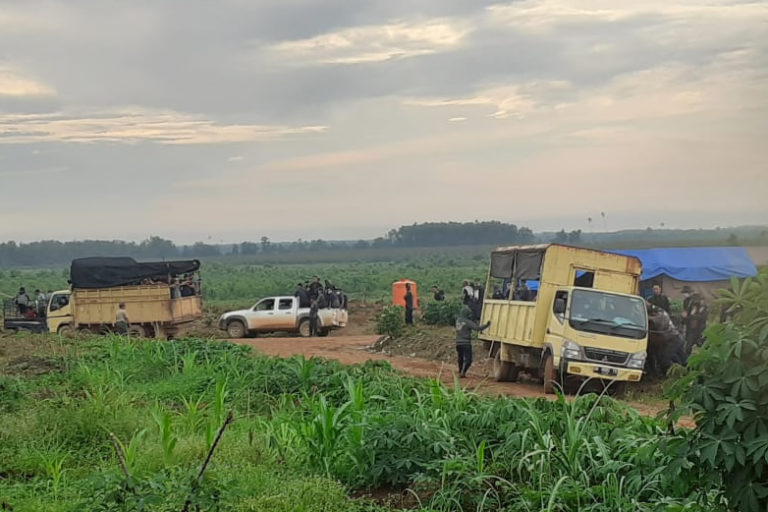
[230,333,679,421]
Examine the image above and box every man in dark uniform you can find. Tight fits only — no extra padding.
[682,292,708,354]
[432,285,445,301]
[648,284,671,314]
[308,298,319,336]
[646,303,687,376]
[455,305,491,378]
[404,283,414,325]
[308,276,323,300]
[295,283,311,308]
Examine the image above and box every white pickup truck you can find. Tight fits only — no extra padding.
[218,296,347,338]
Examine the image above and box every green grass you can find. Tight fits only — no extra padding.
[0,256,489,305]
[0,334,725,511]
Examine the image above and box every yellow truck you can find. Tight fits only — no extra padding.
[43,257,203,338]
[479,244,648,393]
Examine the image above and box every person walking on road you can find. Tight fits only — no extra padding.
[115,302,130,335]
[455,305,491,378]
[404,283,414,325]
[309,297,319,336]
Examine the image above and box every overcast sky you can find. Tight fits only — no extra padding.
[1,0,766,243]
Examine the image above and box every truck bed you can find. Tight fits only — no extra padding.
[73,285,202,325]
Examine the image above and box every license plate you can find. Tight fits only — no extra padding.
[595,366,618,377]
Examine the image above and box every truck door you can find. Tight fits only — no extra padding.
[544,290,569,361]
[275,298,296,329]
[248,298,278,331]
[47,292,73,333]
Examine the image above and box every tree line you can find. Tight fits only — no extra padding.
[1,222,765,268]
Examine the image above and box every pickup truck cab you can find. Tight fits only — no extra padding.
[218,296,347,338]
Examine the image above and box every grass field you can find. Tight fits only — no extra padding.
[0,256,489,306]
[0,333,726,511]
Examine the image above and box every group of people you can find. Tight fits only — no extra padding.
[295,276,349,336]
[645,283,710,375]
[10,287,52,318]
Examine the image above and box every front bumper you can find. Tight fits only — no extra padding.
[563,360,643,382]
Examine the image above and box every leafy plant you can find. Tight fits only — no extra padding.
[375,305,406,338]
[666,269,768,512]
[421,298,462,326]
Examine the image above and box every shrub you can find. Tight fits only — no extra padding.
[374,305,405,338]
[666,271,768,511]
[421,299,462,326]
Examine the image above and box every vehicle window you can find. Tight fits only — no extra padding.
[574,269,595,288]
[553,291,568,323]
[569,289,647,339]
[278,299,293,310]
[255,299,275,311]
[49,294,69,311]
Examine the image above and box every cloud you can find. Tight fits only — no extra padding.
[269,19,470,65]
[404,81,570,119]
[0,108,327,144]
[0,65,57,98]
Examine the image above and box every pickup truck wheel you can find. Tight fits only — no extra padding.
[493,350,519,382]
[57,324,74,337]
[543,353,556,394]
[317,329,329,337]
[226,320,246,339]
[298,319,311,337]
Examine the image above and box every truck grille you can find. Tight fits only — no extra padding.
[583,348,629,365]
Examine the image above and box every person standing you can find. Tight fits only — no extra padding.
[683,293,708,353]
[461,280,473,305]
[309,297,319,336]
[648,284,671,314]
[35,289,47,316]
[432,285,445,301]
[13,287,30,316]
[115,302,130,335]
[295,283,311,308]
[404,283,414,325]
[308,276,323,300]
[455,305,491,378]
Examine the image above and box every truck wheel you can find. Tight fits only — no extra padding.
[127,325,146,338]
[57,325,74,337]
[298,319,311,337]
[78,327,94,336]
[317,328,329,337]
[543,353,556,394]
[226,320,246,339]
[493,350,519,382]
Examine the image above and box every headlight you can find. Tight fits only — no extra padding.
[561,339,582,360]
[627,351,646,369]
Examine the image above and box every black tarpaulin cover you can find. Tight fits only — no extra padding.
[70,257,200,289]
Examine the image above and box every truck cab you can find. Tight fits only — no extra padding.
[480,244,648,393]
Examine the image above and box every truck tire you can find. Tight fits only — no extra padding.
[298,319,311,338]
[57,324,74,337]
[543,353,556,394]
[493,350,519,382]
[317,328,329,337]
[226,320,246,339]
[127,325,146,338]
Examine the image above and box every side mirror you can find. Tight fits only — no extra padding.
[554,298,566,315]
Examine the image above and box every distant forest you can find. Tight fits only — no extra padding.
[0,222,766,268]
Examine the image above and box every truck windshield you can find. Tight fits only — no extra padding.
[569,289,647,340]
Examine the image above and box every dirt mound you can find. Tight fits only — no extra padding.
[370,326,456,362]
[3,355,62,376]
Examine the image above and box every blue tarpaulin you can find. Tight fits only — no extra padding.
[611,247,757,282]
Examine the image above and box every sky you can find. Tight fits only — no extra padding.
[1,0,767,244]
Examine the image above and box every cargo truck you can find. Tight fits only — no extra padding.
[479,244,648,393]
[4,257,203,339]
